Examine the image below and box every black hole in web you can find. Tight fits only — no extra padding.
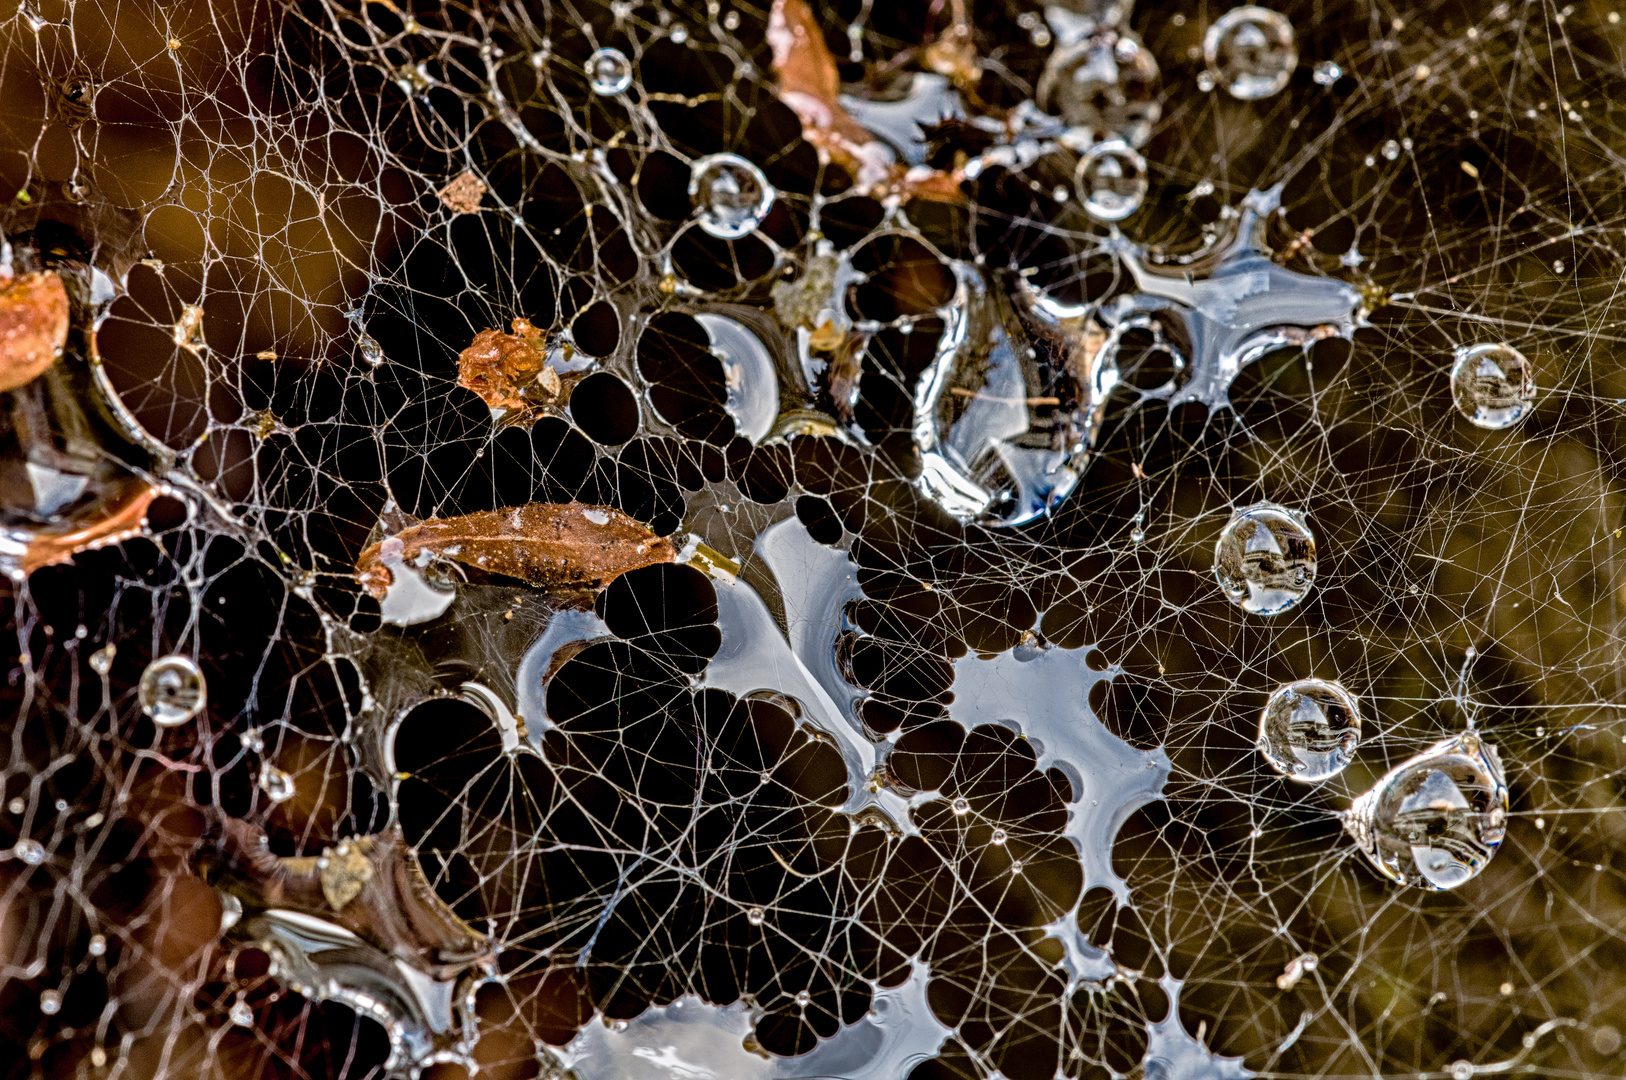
[570,372,639,445]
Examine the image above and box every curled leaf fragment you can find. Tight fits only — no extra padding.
[0,271,70,393]
[457,317,564,413]
[357,501,676,599]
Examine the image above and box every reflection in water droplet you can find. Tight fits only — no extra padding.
[1344,731,1508,890]
[258,763,296,803]
[1258,678,1360,782]
[1214,503,1316,615]
[1038,28,1162,147]
[1076,140,1148,221]
[138,655,207,727]
[14,838,45,865]
[1451,343,1535,429]
[587,47,633,95]
[1204,6,1297,101]
[689,153,775,239]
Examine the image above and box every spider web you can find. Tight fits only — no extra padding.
[1,1,1625,1079]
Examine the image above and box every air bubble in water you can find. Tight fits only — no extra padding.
[1213,503,1316,615]
[258,763,295,803]
[39,989,61,1015]
[1037,29,1162,147]
[1451,343,1535,429]
[688,153,775,239]
[1258,679,1361,782]
[1075,140,1147,222]
[1344,731,1508,890]
[1204,6,1298,101]
[1312,60,1342,85]
[14,838,45,864]
[138,655,207,727]
[587,47,632,95]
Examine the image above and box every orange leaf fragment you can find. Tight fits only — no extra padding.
[456,318,563,412]
[0,271,70,393]
[356,501,676,598]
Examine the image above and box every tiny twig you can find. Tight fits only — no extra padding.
[949,387,1061,406]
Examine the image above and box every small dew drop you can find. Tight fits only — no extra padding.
[1258,679,1361,782]
[746,906,764,926]
[7,797,23,814]
[1204,6,1298,100]
[1381,138,1401,160]
[14,838,45,865]
[87,934,106,956]
[138,655,208,727]
[669,25,689,43]
[951,797,970,815]
[1075,140,1148,222]
[1312,60,1342,85]
[689,153,775,239]
[587,47,633,95]
[1451,1062,1473,1080]
[229,999,254,1027]
[89,645,116,675]
[357,335,384,367]
[1451,343,1536,429]
[38,990,61,1015]
[258,763,296,804]
[1214,503,1317,615]
[990,828,1007,845]
[794,989,811,1007]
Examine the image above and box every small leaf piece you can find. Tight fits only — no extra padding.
[457,318,563,412]
[357,501,676,598]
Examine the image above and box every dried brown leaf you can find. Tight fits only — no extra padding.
[356,501,676,598]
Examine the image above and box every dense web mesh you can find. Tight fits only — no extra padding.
[1,0,1626,1078]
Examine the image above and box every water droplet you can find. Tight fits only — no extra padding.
[794,989,811,1007]
[689,153,775,239]
[1451,343,1536,429]
[1258,679,1361,782]
[357,334,384,367]
[7,798,23,815]
[1037,29,1162,147]
[88,644,115,675]
[258,763,295,804]
[1381,138,1401,160]
[138,655,207,727]
[39,990,60,1015]
[14,838,45,865]
[1214,503,1316,615]
[1451,1062,1474,1080]
[87,934,106,956]
[723,10,740,31]
[1130,525,1146,543]
[229,999,254,1027]
[1075,140,1148,221]
[587,47,633,95]
[1344,731,1508,890]
[1312,60,1342,85]
[669,25,689,44]
[990,827,1007,845]
[951,797,970,815]
[746,907,764,926]
[1204,6,1298,101]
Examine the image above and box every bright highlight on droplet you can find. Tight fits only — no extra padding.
[1204,6,1298,100]
[586,46,633,96]
[1344,731,1508,890]
[1075,140,1148,222]
[1258,678,1361,782]
[1451,343,1535,429]
[688,153,775,239]
[1214,502,1316,615]
[138,654,207,727]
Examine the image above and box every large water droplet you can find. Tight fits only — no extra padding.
[688,153,775,239]
[1344,731,1508,890]
[258,763,296,804]
[1214,503,1316,615]
[1075,140,1148,221]
[138,655,207,727]
[586,47,632,95]
[1258,678,1360,782]
[1038,28,1162,146]
[1204,6,1297,100]
[1451,343,1535,429]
